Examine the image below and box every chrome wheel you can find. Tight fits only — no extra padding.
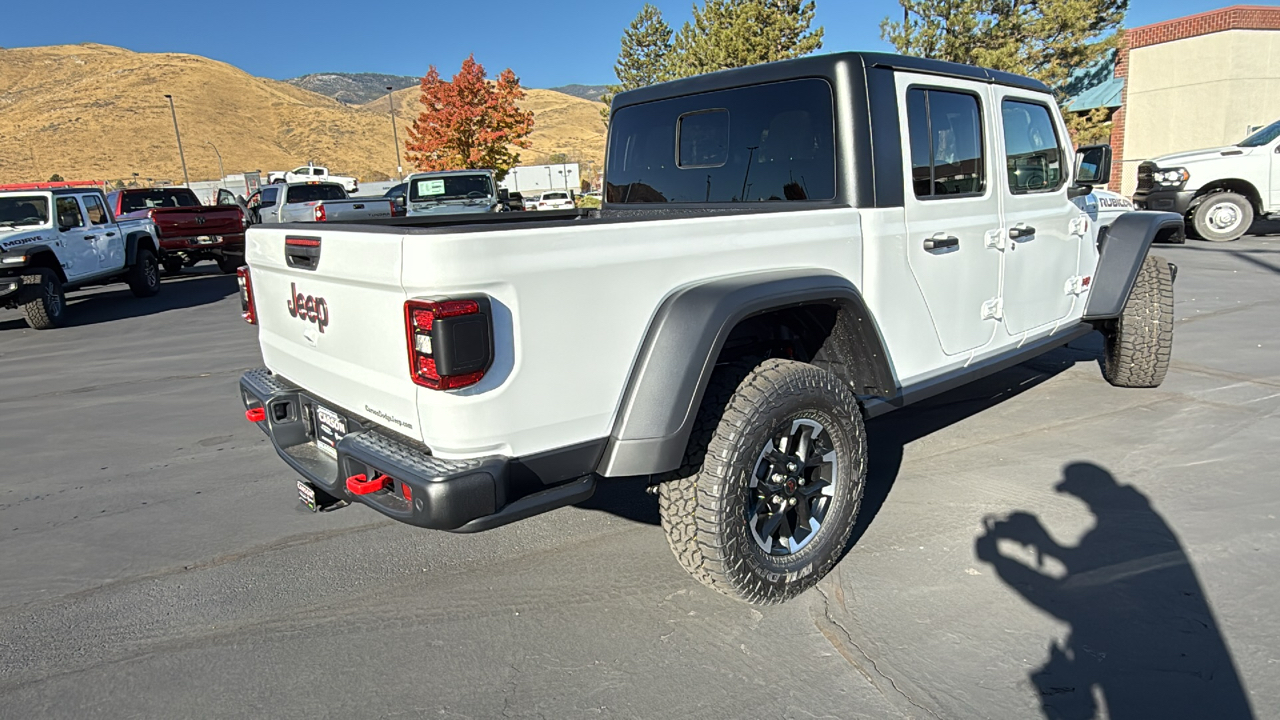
[748,417,837,556]
[1205,201,1242,234]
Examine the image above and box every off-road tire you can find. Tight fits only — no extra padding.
[1189,192,1253,243]
[217,253,243,274]
[1102,253,1173,388]
[162,255,184,275]
[658,358,867,605]
[128,248,161,298]
[20,269,66,330]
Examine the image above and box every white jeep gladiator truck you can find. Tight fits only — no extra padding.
[267,165,359,194]
[1133,118,1280,242]
[0,187,162,329]
[238,52,1181,605]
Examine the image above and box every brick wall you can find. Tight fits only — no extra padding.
[1107,5,1280,191]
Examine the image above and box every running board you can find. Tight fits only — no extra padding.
[860,323,1094,419]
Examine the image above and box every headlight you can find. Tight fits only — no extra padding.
[1155,168,1189,186]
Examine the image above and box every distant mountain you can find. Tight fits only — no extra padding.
[549,84,609,102]
[286,72,419,105]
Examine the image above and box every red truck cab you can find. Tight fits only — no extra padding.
[106,187,246,274]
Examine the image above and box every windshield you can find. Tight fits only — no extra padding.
[286,184,347,204]
[1239,120,1280,147]
[0,196,51,228]
[118,189,199,213]
[409,174,493,202]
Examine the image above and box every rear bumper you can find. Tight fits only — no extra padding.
[158,234,245,253]
[1133,189,1194,216]
[239,368,598,532]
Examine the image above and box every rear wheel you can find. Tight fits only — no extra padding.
[128,248,161,298]
[162,255,184,275]
[216,253,243,274]
[658,359,867,605]
[20,269,66,330]
[1102,254,1174,388]
[1190,192,1253,242]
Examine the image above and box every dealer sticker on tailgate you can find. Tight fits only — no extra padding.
[313,404,346,457]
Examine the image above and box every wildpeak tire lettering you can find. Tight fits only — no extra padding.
[287,282,330,332]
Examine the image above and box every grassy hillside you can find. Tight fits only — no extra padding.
[0,44,606,184]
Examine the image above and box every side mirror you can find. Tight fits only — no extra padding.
[1074,144,1112,186]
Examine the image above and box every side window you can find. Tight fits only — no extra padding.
[55,197,85,228]
[678,110,729,168]
[260,188,279,206]
[1001,99,1065,194]
[295,168,310,176]
[82,195,109,224]
[906,88,985,198]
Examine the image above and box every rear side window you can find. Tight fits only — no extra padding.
[606,78,835,204]
[260,187,279,205]
[906,88,985,198]
[1001,99,1065,194]
[82,194,109,224]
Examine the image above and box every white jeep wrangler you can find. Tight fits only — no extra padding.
[1133,118,1280,242]
[238,52,1181,605]
[1,187,162,329]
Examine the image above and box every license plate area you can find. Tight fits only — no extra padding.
[312,403,346,457]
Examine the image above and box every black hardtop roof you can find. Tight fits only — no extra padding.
[612,51,1050,109]
[50,187,107,197]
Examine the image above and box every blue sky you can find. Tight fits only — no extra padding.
[0,1,1253,88]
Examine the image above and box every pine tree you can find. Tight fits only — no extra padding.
[404,55,534,181]
[602,4,676,123]
[881,0,1127,141]
[675,0,824,77]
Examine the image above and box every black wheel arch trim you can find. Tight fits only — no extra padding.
[1,245,67,283]
[124,231,159,266]
[597,269,896,477]
[1084,210,1183,321]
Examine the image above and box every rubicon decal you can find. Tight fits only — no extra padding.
[287,282,330,332]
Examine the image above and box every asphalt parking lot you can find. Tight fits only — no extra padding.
[1,229,1277,719]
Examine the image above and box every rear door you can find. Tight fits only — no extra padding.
[994,90,1083,335]
[54,196,98,280]
[80,194,123,270]
[897,73,1003,356]
[248,226,423,441]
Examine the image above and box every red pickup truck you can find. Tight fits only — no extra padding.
[106,187,246,274]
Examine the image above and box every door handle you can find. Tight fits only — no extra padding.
[923,234,960,251]
[105,232,117,237]
[1009,224,1037,239]
[83,234,97,240]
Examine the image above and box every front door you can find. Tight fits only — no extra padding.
[53,196,98,280]
[995,90,1084,335]
[898,74,1003,356]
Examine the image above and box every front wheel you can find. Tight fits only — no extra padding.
[659,359,867,605]
[1102,254,1174,388]
[128,248,161,298]
[20,269,66,330]
[1190,192,1253,242]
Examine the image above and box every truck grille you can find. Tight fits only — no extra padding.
[1136,162,1156,191]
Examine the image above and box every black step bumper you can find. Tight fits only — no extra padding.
[239,368,597,532]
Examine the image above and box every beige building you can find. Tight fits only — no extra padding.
[1104,5,1280,195]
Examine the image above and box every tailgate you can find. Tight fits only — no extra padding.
[319,199,394,222]
[150,207,242,238]
[246,225,422,442]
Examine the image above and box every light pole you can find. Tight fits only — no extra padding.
[207,141,225,188]
[164,94,190,187]
[386,86,402,179]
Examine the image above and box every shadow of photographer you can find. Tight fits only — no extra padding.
[977,462,1254,719]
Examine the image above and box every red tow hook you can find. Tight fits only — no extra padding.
[245,407,266,423]
[346,473,391,495]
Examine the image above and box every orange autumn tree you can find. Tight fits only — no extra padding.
[404,55,534,181]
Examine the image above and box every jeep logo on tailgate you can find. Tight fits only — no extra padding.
[287,282,330,333]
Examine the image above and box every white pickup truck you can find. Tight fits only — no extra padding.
[267,165,359,194]
[1133,118,1280,242]
[238,52,1181,605]
[1,187,162,329]
[245,183,395,225]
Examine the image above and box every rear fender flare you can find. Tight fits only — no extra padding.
[1084,211,1183,320]
[125,231,158,266]
[597,270,895,477]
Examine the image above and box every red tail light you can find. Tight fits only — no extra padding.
[314,204,327,222]
[404,298,492,390]
[237,265,257,324]
[388,200,395,215]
